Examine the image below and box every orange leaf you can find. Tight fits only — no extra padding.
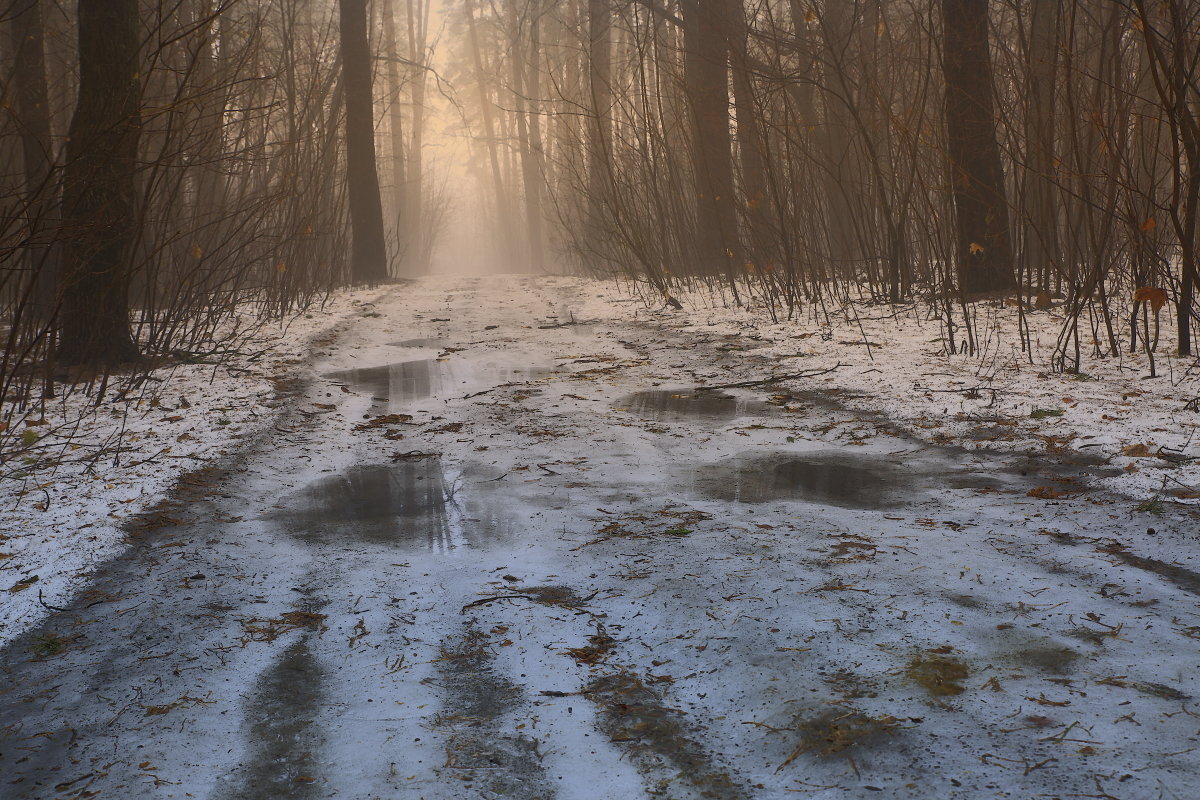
[1133,286,1168,312]
[1140,216,1157,232]
[968,242,985,255]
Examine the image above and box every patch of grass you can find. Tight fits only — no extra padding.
[30,633,67,657]
[906,653,970,696]
[1135,498,1165,515]
[779,709,900,769]
[1030,408,1065,419]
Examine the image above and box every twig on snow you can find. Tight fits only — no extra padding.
[696,363,848,391]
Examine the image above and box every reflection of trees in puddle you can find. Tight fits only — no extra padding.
[326,358,552,412]
[274,460,515,552]
[681,451,1014,509]
[614,389,768,421]
[684,453,900,509]
[212,637,325,800]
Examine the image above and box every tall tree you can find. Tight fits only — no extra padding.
[1133,0,1200,356]
[4,0,59,330]
[681,0,742,286]
[465,0,516,269]
[941,0,1014,297]
[1022,0,1060,293]
[381,0,409,270]
[587,0,613,252]
[57,0,143,365]
[339,0,390,283]
[406,0,432,273]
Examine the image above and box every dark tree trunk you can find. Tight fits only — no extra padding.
[587,0,613,249]
[381,0,409,271]
[339,0,390,284]
[1023,0,1060,292]
[941,0,1014,298]
[57,0,142,366]
[682,0,742,283]
[726,0,772,270]
[5,0,59,329]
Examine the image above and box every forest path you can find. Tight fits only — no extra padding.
[1,275,1197,800]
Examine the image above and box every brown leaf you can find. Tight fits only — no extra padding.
[1134,286,1168,313]
[8,575,38,593]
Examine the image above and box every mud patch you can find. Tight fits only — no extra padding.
[992,633,1082,675]
[614,389,768,421]
[391,338,445,348]
[1096,540,1200,596]
[906,653,969,696]
[780,708,901,766]
[212,638,325,800]
[431,628,553,799]
[584,672,747,800]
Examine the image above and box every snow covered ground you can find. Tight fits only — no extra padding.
[0,274,1197,799]
[0,287,390,647]
[623,281,1200,504]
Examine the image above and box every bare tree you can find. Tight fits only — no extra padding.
[941,0,1014,298]
[57,0,143,365]
[339,0,389,283]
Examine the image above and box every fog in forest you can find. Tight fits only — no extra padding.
[2,2,1199,798]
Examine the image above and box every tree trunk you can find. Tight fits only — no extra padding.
[339,0,389,284]
[726,0,772,270]
[5,0,60,330]
[682,0,742,283]
[465,0,516,270]
[517,5,546,273]
[587,0,613,251]
[941,0,1014,298]
[406,0,431,272]
[381,0,409,271]
[1023,0,1060,292]
[57,0,143,366]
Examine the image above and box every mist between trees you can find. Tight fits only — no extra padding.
[2,1,1199,424]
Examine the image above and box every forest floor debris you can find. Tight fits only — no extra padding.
[0,274,1197,799]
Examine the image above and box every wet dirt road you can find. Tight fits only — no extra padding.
[2,276,1198,800]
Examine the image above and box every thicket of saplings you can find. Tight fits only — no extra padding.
[0,0,439,461]
[454,0,1199,373]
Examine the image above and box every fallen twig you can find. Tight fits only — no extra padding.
[696,363,848,391]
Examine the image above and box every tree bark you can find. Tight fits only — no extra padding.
[465,0,517,270]
[57,0,143,366]
[681,0,742,283]
[381,0,409,270]
[339,0,390,283]
[406,0,431,272]
[941,0,1014,298]
[726,0,773,270]
[515,4,546,273]
[1023,0,1060,292]
[587,0,613,252]
[4,0,60,330]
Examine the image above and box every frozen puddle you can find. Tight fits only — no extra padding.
[614,388,769,421]
[683,451,1007,509]
[270,460,513,551]
[326,356,552,408]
